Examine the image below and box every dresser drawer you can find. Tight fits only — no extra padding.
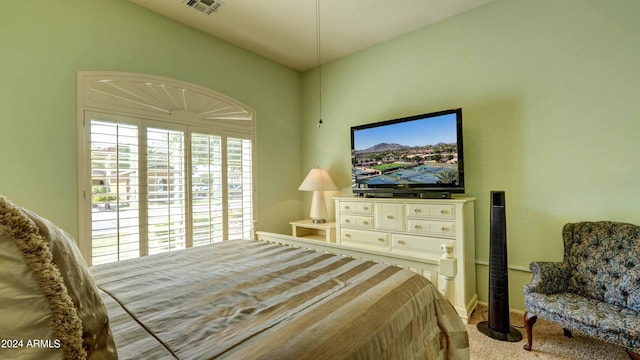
[339,201,374,214]
[407,219,456,237]
[340,215,374,229]
[391,233,443,259]
[407,203,455,219]
[340,228,389,250]
[374,203,405,231]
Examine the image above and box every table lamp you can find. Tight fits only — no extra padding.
[298,168,337,223]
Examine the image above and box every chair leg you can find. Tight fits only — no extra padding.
[563,328,572,338]
[628,350,640,360]
[523,311,537,351]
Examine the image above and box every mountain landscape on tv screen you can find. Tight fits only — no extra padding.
[355,143,406,153]
[353,142,459,185]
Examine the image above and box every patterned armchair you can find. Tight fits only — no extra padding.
[523,221,640,359]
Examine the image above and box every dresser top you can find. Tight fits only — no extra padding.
[333,196,476,203]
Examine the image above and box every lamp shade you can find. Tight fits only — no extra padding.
[298,168,337,191]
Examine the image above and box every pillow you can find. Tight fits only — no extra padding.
[0,195,117,359]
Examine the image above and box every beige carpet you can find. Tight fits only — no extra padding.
[466,305,630,359]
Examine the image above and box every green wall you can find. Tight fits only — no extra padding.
[0,0,302,238]
[301,0,640,310]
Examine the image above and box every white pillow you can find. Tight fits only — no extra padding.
[0,195,116,359]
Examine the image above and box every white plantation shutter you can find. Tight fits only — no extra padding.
[86,115,253,265]
[146,127,187,255]
[227,137,253,240]
[78,72,256,266]
[191,133,224,246]
[90,120,140,264]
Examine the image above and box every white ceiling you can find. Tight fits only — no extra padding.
[128,0,496,71]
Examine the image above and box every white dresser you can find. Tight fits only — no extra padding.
[335,196,477,322]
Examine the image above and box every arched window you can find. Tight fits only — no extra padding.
[77,72,256,265]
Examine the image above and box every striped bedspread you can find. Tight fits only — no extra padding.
[91,239,469,359]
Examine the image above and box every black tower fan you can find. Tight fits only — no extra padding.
[477,191,522,341]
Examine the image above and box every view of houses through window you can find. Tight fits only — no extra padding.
[89,117,253,265]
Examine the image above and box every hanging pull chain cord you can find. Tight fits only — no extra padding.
[316,0,323,127]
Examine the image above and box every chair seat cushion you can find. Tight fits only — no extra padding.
[525,291,640,348]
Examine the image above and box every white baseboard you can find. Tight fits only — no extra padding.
[474,260,530,273]
[476,301,526,318]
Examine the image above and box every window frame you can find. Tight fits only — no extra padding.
[77,72,256,265]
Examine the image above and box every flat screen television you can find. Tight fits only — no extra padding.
[350,108,464,198]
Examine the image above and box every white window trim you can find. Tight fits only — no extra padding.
[77,71,257,264]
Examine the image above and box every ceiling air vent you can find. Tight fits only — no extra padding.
[184,0,224,15]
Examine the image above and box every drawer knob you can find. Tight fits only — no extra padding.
[387,215,394,219]
[363,206,369,210]
[414,225,422,230]
[345,233,351,238]
[441,226,449,232]
[345,206,350,210]
[377,238,385,242]
[363,221,369,225]
[414,208,421,213]
[397,240,406,245]
[440,209,447,215]
[345,219,351,223]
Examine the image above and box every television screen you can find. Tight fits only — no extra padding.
[351,108,464,196]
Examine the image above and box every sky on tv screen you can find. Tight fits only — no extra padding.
[353,113,457,150]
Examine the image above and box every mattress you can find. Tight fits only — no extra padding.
[90,239,469,359]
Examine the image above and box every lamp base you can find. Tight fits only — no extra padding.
[308,191,328,224]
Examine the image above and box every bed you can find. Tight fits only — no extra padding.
[0,195,469,359]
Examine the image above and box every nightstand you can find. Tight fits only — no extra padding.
[290,220,336,243]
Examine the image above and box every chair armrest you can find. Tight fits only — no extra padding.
[524,261,569,294]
